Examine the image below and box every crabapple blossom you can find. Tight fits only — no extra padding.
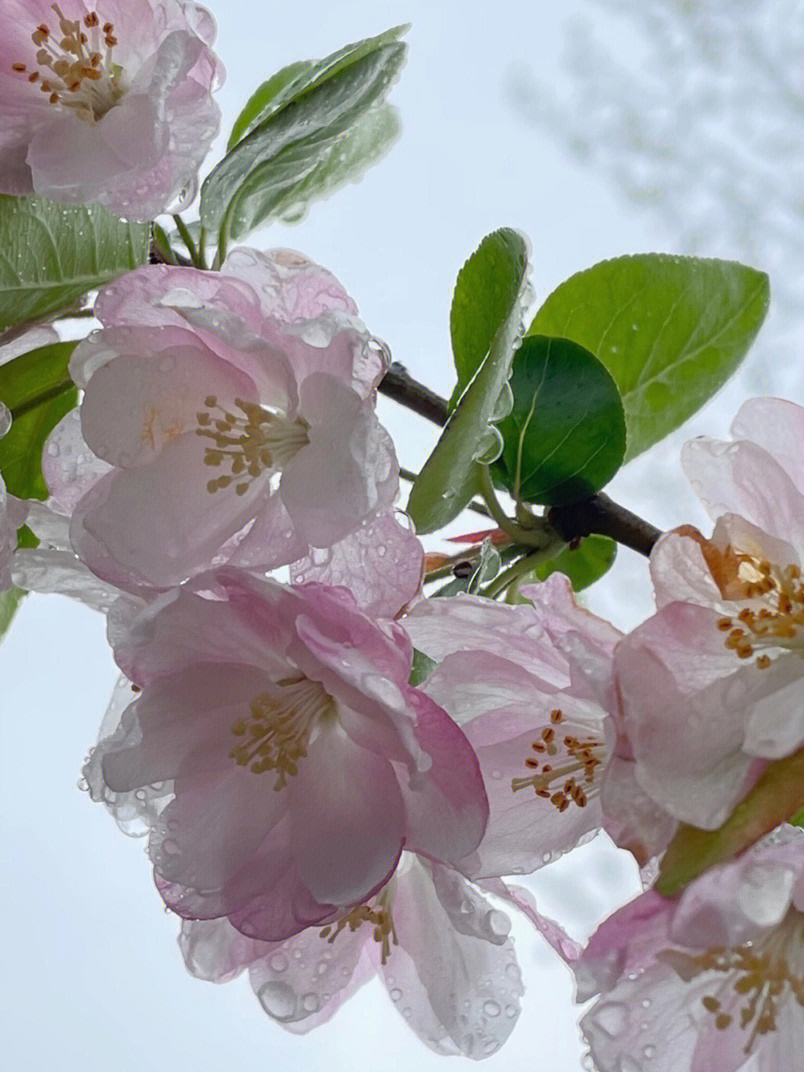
[403,574,675,878]
[0,0,223,219]
[59,251,399,592]
[616,398,804,829]
[179,852,527,1059]
[84,568,488,941]
[575,829,804,1072]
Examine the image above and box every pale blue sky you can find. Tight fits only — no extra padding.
[2,2,800,1071]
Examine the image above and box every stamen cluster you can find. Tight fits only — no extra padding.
[195,395,310,496]
[665,926,804,1056]
[229,676,333,789]
[11,5,122,119]
[716,556,804,668]
[320,891,399,965]
[511,708,604,811]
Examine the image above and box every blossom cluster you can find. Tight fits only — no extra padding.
[0,2,801,1069]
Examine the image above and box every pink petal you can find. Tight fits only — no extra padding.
[71,434,267,590]
[730,397,804,495]
[288,722,405,907]
[179,917,269,983]
[396,685,488,867]
[383,858,524,1058]
[42,411,111,513]
[79,341,258,469]
[221,247,358,322]
[292,511,424,620]
[248,921,370,1031]
[403,593,571,688]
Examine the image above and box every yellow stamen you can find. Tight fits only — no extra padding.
[11,5,124,122]
[195,395,310,496]
[511,708,605,811]
[320,890,398,965]
[229,677,333,790]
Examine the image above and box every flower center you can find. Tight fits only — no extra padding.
[714,552,804,670]
[11,6,124,121]
[661,913,804,1055]
[195,395,310,496]
[511,707,605,811]
[319,889,398,964]
[229,676,334,790]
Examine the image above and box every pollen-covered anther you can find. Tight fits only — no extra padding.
[663,923,804,1057]
[511,708,605,810]
[229,676,334,790]
[195,395,310,496]
[714,554,804,668]
[320,890,398,964]
[11,4,123,121]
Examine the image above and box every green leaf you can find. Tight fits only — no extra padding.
[254,105,401,227]
[0,340,78,414]
[0,342,79,500]
[409,648,437,688]
[0,388,77,499]
[201,26,408,242]
[407,229,531,534]
[0,587,25,642]
[523,534,616,592]
[529,255,770,460]
[495,335,626,505]
[656,749,804,897]
[0,195,149,333]
[227,61,312,149]
[450,228,535,407]
[791,809,804,829]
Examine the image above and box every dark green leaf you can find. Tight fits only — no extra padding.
[450,228,535,407]
[407,229,530,533]
[0,195,149,333]
[529,255,770,460]
[0,587,25,642]
[0,341,77,415]
[0,386,77,499]
[495,335,626,505]
[523,534,616,592]
[202,27,408,241]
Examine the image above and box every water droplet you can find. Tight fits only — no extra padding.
[0,403,11,438]
[268,952,288,973]
[472,425,503,464]
[643,1045,656,1059]
[589,1001,629,1036]
[505,1005,517,1019]
[487,910,510,939]
[491,382,514,421]
[641,998,651,1009]
[257,981,297,1022]
[301,993,320,1014]
[162,838,179,855]
[390,987,402,1002]
[483,1000,501,1017]
[482,1040,500,1055]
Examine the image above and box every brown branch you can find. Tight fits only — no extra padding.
[379,362,662,557]
[379,362,449,426]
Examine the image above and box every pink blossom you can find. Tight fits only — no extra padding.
[0,0,223,219]
[616,398,804,829]
[84,568,488,941]
[403,575,675,877]
[179,852,526,1059]
[576,830,804,1072]
[0,475,27,590]
[59,252,399,592]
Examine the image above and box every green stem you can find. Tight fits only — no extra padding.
[172,214,202,268]
[481,545,561,600]
[198,226,208,271]
[477,465,555,548]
